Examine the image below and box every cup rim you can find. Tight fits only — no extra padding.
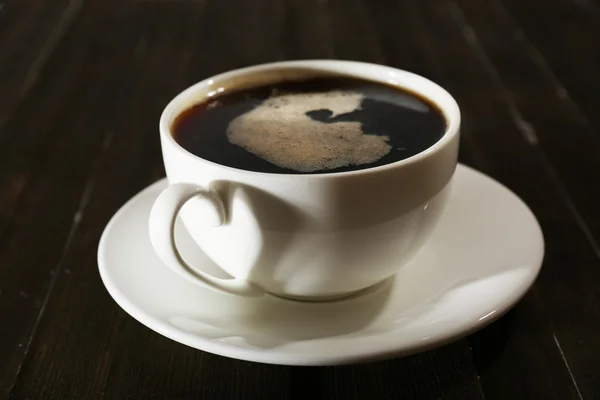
[159,60,461,178]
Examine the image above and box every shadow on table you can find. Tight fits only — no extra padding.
[287,312,515,400]
[467,309,516,371]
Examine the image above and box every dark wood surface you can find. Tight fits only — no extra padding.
[1,0,599,398]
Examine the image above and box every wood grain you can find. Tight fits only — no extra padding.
[0,0,81,128]
[0,0,135,394]
[462,0,600,257]
[501,0,600,132]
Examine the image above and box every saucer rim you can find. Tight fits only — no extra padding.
[98,164,544,365]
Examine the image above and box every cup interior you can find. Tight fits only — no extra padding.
[160,60,460,175]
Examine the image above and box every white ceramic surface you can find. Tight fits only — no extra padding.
[150,60,461,299]
[98,164,544,366]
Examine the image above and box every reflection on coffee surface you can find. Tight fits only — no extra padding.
[172,77,447,174]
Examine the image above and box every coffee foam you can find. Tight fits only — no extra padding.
[226,91,391,172]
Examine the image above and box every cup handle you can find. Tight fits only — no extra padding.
[148,183,264,296]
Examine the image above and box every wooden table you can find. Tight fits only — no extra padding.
[1,0,599,398]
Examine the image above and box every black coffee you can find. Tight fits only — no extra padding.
[172,77,447,174]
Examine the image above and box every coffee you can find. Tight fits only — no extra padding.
[172,77,447,174]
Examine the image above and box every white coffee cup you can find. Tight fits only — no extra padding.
[149,60,460,301]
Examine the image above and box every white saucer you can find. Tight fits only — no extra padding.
[98,164,544,366]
